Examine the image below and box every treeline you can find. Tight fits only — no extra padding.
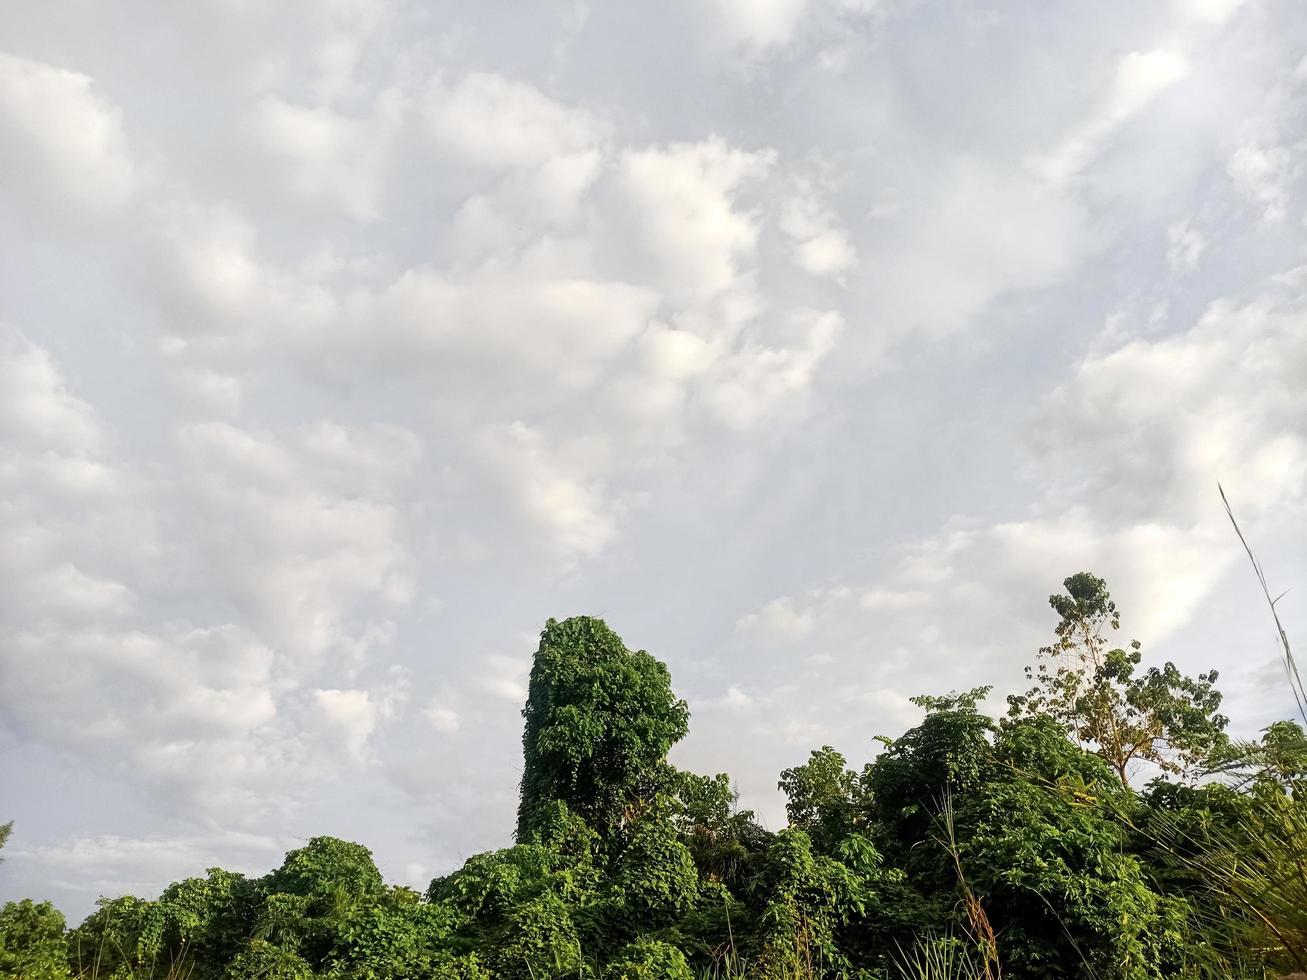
[2,573,1306,979]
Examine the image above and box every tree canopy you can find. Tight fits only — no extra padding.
[1007,572,1229,784]
[2,580,1300,979]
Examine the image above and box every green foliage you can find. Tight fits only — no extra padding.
[484,891,583,979]
[266,837,386,906]
[321,887,456,979]
[868,687,995,858]
[256,836,389,968]
[224,939,313,980]
[156,868,260,978]
[68,895,170,979]
[750,829,868,978]
[891,933,987,980]
[604,937,692,979]
[0,899,69,980]
[14,592,1307,980]
[1008,572,1228,784]
[517,617,690,842]
[604,811,699,930]
[959,750,1175,978]
[671,771,769,891]
[778,748,865,854]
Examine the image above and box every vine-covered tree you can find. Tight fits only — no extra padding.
[1007,572,1229,785]
[516,616,689,842]
[0,899,68,980]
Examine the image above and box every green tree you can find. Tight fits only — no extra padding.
[155,869,260,979]
[0,899,69,980]
[223,939,312,980]
[671,770,770,890]
[258,837,389,968]
[517,617,689,842]
[1007,572,1228,785]
[603,808,699,931]
[868,687,996,859]
[68,895,168,979]
[603,937,693,979]
[778,746,865,853]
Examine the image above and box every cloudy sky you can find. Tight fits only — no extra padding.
[2,0,1306,918]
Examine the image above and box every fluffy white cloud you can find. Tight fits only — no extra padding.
[424,701,462,734]
[0,335,104,452]
[177,420,416,662]
[779,180,857,281]
[427,72,600,170]
[1228,140,1296,224]
[1033,290,1307,525]
[0,52,135,213]
[1034,50,1190,186]
[708,0,878,54]
[0,337,420,820]
[617,139,774,305]
[250,94,399,219]
[705,309,843,428]
[360,254,660,389]
[5,831,288,905]
[867,160,1085,336]
[1173,0,1250,25]
[314,687,396,760]
[476,421,619,563]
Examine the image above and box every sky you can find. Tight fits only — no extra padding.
[1,0,1306,920]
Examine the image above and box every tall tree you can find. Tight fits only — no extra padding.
[517,617,689,842]
[1007,572,1228,785]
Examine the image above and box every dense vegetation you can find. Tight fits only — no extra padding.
[3,573,1306,979]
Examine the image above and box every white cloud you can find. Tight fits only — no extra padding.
[0,52,135,213]
[706,309,843,428]
[7,831,288,905]
[708,0,878,54]
[0,338,421,821]
[424,702,462,733]
[1172,0,1249,25]
[712,0,810,51]
[779,180,857,280]
[249,94,396,219]
[0,623,287,814]
[314,688,387,760]
[868,159,1086,336]
[178,420,416,662]
[1228,141,1295,224]
[736,595,817,642]
[154,199,339,345]
[361,254,659,389]
[1167,219,1207,274]
[0,335,104,453]
[617,138,775,305]
[1034,50,1190,187]
[1034,292,1307,524]
[476,421,618,562]
[427,72,600,170]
